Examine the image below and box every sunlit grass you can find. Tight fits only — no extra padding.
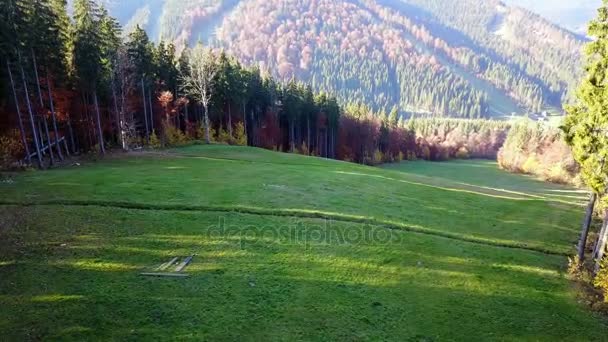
[0,145,605,340]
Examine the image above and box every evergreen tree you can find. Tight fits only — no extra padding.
[563,0,608,269]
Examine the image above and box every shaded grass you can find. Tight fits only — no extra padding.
[0,200,570,256]
[1,206,606,341]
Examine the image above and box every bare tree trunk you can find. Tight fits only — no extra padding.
[325,129,329,158]
[203,104,211,144]
[307,116,311,155]
[82,92,93,149]
[578,193,597,261]
[20,62,43,169]
[243,102,247,144]
[37,121,46,156]
[141,78,149,142]
[111,80,122,148]
[93,91,105,155]
[46,74,64,161]
[67,115,76,154]
[31,51,55,165]
[250,109,255,146]
[148,87,154,132]
[595,209,608,273]
[228,102,233,137]
[6,60,31,164]
[42,111,55,165]
[290,119,295,152]
[184,101,189,124]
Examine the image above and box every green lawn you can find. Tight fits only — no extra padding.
[1,145,606,340]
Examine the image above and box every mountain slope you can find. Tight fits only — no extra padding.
[504,0,599,34]
[98,0,586,119]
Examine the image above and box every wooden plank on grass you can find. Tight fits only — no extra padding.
[175,255,194,272]
[140,272,190,278]
[157,257,179,271]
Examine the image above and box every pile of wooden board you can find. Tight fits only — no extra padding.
[140,255,194,278]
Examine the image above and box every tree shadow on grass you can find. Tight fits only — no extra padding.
[1,206,606,340]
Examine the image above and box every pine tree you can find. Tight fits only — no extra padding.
[563,0,608,269]
[73,0,105,154]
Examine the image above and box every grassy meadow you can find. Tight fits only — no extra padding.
[0,145,607,340]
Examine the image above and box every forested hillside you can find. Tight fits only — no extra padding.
[97,0,586,119]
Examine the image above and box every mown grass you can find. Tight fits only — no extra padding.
[1,145,607,340]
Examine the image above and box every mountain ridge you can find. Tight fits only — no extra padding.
[93,0,587,119]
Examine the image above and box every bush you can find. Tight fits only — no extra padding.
[149,130,161,149]
[233,122,247,146]
[196,126,216,143]
[594,259,608,299]
[522,154,540,174]
[217,128,232,144]
[373,149,384,165]
[0,129,24,169]
[164,124,189,146]
[455,147,470,159]
[297,142,310,155]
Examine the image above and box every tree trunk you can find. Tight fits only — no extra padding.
[307,116,311,155]
[228,102,233,138]
[111,80,123,149]
[82,92,93,149]
[578,192,597,261]
[326,129,329,158]
[148,87,154,132]
[37,121,46,156]
[594,209,608,273]
[42,111,55,165]
[93,91,105,155]
[31,51,55,165]
[67,115,76,154]
[203,104,211,144]
[290,119,295,152]
[46,74,64,161]
[20,62,43,168]
[141,78,150,142]
[6,60,31,164]
[243,102,247,144]
[184,101,189,124]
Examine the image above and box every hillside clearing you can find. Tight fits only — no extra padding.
[1,145,606,340]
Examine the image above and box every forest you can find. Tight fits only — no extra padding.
[208,0,583,116]
[0,0,519,170]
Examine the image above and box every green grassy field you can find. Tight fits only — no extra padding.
[1,145,607,340]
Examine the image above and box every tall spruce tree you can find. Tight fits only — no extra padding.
[73,0,105,154]
[563,0,608,268]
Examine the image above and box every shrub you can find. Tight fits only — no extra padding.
[217,128,232,144]
[149,130,161,149]
[373,149,384,165]
[455,147,470,159]
[298,142,310,155]
[196,126,216,143]
[164,124,189,147]
[522,154,540,174]
[0,130,24,169]
[594,259,608,302]
[233,122,247,146]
